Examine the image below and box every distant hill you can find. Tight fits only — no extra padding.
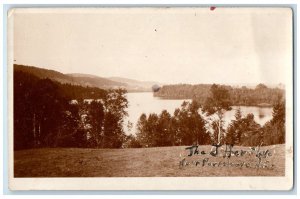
[108,77,160,92]
[14,64,158,91]
[14,64,77,85]
[68,74,160,92]
[67,73,126,89]
[67,73,100,78]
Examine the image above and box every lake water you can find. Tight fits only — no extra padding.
[124,92,273,134]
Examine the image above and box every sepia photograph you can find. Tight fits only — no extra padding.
[8,7,293,190]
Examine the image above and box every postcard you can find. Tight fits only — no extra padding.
[7,7,293,190]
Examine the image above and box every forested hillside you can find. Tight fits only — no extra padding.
[14,64,126,89]
[154,84,284,106]
[14,64,156,91]
[14,69,128,150]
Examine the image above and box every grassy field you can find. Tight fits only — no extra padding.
[14,144,285,177]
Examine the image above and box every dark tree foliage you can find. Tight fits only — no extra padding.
[176,101,209,145]
[31,78,69,147]
[14,71,39,150]
[14,70,128,150]
[60,84,107,100]
[255,83,268,90]
[156,110,172,146]
[136,113,149,147]
[262,96,285,145]
[14,71,71,149]
[202,84,232,144]
[154,83,284,106]
[136,101,210,147]
[169,108,181,146]
[239,114,263,146]
[103,89,129,148]
[123,134,142,148]
[225,107,243,145]
[56,104,81,147]
[135,92,286,148]
[203,84,232,115]
[86,100,105,147]
[137,113,160,147]
[226,111,262,146]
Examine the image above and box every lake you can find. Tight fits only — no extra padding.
[124,92,273,134]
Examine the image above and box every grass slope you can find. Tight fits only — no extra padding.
[14,145,285,177]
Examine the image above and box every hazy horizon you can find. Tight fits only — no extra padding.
[13,8,292,85]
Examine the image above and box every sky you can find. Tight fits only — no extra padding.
[12,7,292,85]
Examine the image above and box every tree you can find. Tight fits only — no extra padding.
[55,103,81,147]
[203,84,232,144]
[175,101,208,145]
[136,113,148,147]
[255,83,268,90]
[262,96,285,145]
[136,113,159,147]
[103,112,125,148]
[239,114,262,146]
[88,100,105,147]
[156,110,172,146]
[145,113,159,147]
[136,101,209,147]
[169,108,181,146]
[103,88,129,148]
[271,98,285,144]
[14,71,39,149]
[226,111,262,146]
[104,88,128,119]
[211,120,226,144]
[152,84,160,92]
[31,78,68,147]
[226,107,243,145]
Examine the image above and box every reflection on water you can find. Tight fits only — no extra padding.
[124,92,273,134]
[223,106,273,127]
[258,109,265,119]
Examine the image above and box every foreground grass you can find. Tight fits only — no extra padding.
[14,144,285,177]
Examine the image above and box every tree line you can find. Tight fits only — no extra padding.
[130,84,285,148]
[154,83,284,107]
[14,69,285,150]
[14,70,128,150]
